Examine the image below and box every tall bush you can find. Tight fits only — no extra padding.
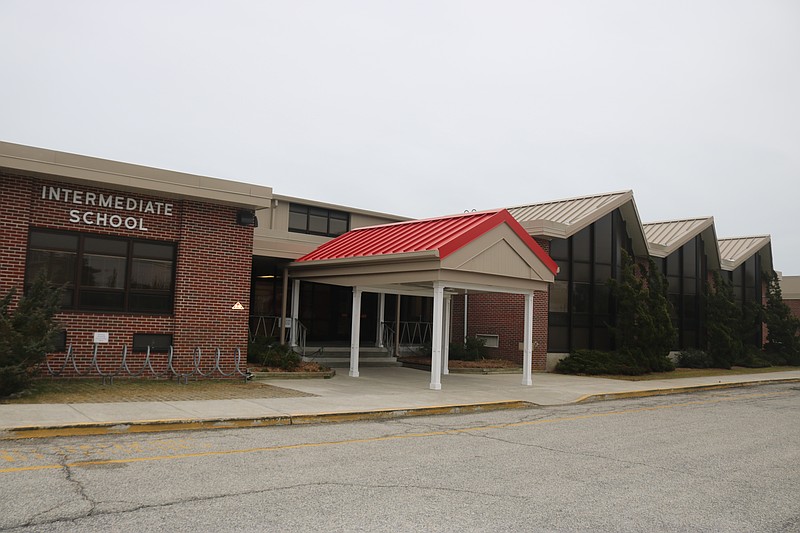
[705,272,744,368]
[0,273,63,396]
[763,271,800,365]
[607,251,675,372]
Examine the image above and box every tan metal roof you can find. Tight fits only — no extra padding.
[643,216,721,270]
[0,140,273,209]
[718,235,772,272]
[506,190,649,257]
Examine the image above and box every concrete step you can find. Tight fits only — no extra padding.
[299,345,400,368]
[309,358,401,368]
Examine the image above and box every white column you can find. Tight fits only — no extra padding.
[443,295,452,375]
[430,282,444,390]
[290,279,301,347]
[376,293,386,348]
[350,287,362,377]
[522,291,534,386]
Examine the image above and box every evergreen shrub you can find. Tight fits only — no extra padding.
[677,348,714,369]
[0,273,63,397]
[449,336,488,361]
[555,349,649,376]
[247,337,301,370]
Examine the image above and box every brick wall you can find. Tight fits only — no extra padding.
[0,172,253,378]
[786,299,800,322]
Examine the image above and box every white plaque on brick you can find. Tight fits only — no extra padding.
[93,332,109,344]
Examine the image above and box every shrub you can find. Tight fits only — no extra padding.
[607,252,676,373]
[248,338,301,371]
[733,348,772,369]
[0,273,63,397]
[705,272,744,369]
[555,349,650,376]
[677,349,714,369]
[449,336,488,361]
[763,271,800,365]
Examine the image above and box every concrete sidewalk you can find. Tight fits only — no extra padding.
[2,367,799,439]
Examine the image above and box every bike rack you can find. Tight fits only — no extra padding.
[43,344,248,383]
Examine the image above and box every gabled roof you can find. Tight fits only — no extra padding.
[296,209,558,274]
[718,235,772,272]
[643,216,721,270]
[291,209,558,295]
[505,190,649,257]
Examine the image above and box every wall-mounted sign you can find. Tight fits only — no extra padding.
[42,185,174,232]
[231,302,244,310]
[93,332,110,344]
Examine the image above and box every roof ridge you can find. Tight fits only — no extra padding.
[642,216,713,226]
[505,189,632,211]
[346,209,503,233]
[718,234,771,241]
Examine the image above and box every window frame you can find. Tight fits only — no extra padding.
[288,203,350,237]
[25,228,177,315]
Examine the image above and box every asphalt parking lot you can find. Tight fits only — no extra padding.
[1,382,798,532]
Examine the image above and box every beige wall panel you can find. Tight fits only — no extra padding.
[442,224,555,282]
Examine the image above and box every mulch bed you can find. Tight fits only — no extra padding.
[247,361,328,373]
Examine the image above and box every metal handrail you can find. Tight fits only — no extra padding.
[380,321,433,348]
[248,315,307,354]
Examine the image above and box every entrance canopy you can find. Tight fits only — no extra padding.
[289,209,558,389]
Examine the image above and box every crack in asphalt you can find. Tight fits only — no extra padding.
[8,480,524,529]
[14,454,97,530]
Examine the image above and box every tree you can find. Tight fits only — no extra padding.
[0,272,63,397]
[643,257,678,370]
[763,271,800,365]
[705,272,744,368]
[607,251,675,372]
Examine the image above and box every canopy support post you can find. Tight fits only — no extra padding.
[350,287,362,377]
[430,282,444,390]
[522,291,534,386]
[376,293,385,348]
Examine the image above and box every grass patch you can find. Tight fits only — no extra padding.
[1,377,313,404]
[602,366,799,381]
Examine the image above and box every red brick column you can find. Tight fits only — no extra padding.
[172,200,253,372]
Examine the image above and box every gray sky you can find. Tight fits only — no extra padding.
[2,1,799,273]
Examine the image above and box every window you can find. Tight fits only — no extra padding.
[26,229,176,314]
[288,204,350,237]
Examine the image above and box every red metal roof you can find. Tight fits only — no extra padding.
[296,209,559,274]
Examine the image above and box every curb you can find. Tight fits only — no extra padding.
[574,377,800,403]
[3,377,797,441]
[0,400,533,441]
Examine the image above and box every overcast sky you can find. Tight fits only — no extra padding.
[2,1,799,273]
